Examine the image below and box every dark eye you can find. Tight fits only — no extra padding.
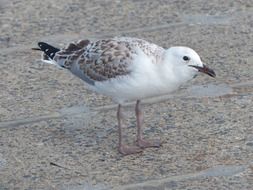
[183,56,190,61]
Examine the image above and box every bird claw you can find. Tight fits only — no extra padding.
[137,138,161,148]
[119,145,143,155]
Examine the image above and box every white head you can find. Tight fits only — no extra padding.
[163,46,216,81]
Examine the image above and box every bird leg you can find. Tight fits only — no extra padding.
[135,100,161,148]
[117,104,142,155]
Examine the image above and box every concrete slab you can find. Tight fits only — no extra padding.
[0,0,252,189]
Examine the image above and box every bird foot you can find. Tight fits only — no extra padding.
[119,145,143,155]
[137,138,161,148]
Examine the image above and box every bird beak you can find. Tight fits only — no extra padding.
[189,64,216,78]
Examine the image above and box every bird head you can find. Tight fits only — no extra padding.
[165,46,216,79]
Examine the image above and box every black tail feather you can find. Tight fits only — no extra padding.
[36,42,60,59]
[31,47,41,51]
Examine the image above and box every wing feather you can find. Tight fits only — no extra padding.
[53,37,164,85]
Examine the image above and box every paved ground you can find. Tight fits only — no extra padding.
[0,0,253,189]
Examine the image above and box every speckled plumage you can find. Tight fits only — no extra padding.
[52,37,165,85]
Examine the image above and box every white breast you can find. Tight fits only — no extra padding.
[91,49,183,103]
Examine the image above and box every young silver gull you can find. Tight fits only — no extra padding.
[34,37,216,155]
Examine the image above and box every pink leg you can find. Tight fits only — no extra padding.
[135,100,161,148]
[117,104,142,155]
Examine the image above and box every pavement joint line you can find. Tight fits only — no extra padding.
[0,13,235,55]
[0,23,183,54]
[0,81,252,129]
[0,94,201,129]
[116,164,248,190]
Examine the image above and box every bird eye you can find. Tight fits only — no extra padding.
[183,56,190,61]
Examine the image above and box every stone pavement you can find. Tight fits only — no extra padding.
[0,0,252,189]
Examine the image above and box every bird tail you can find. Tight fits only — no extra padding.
[32,42,60,65]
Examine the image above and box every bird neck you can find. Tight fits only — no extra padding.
[159,57,194,87]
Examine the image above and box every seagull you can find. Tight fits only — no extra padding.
[33,37,216,155]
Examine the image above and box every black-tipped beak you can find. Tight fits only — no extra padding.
[189,64,216,78]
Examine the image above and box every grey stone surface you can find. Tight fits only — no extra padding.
[0,0,253,189]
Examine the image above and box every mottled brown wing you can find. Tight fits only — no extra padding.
[113,37,165,64]
[63,40,90,52]
[53,38,164,85]
[74,39,134,84]
[53,40,90,68]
